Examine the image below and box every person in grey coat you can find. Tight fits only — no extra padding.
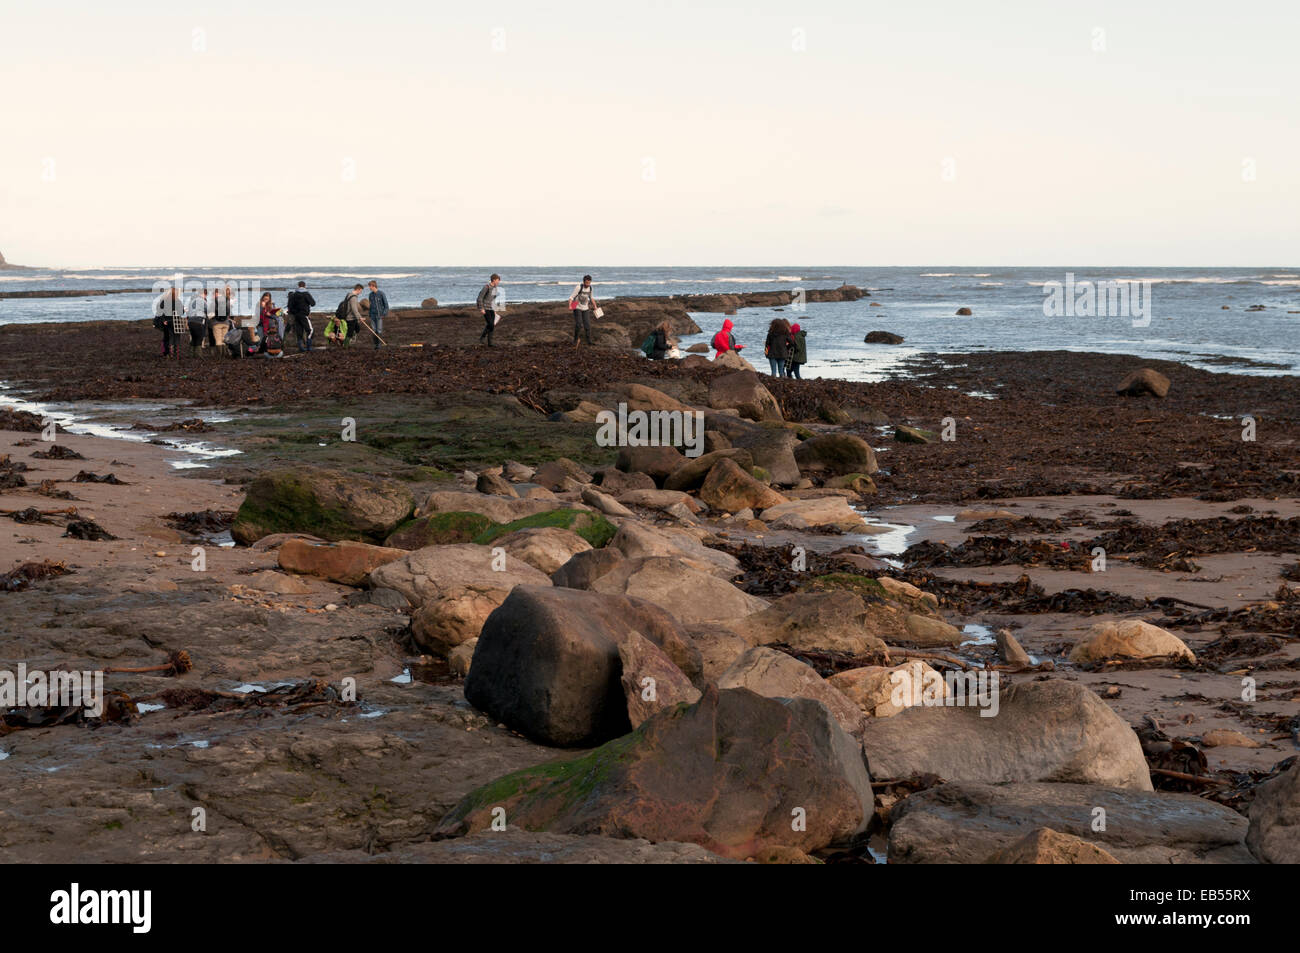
[346,285,364,344]
[476,273,502,346]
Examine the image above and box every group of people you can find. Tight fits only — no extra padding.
[150,272,810,375]
[711,317,809,378]
[151,280,390,358]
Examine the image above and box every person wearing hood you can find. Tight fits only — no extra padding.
[787,322,808,379]
[711,318,743,359]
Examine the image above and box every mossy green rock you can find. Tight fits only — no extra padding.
[805,573,887,602]
[437,684,874,859]
[474,509,616,549]
[385,511,495,549]
[231,466,415,545]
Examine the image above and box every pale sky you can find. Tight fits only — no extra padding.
[2,0,1297,267]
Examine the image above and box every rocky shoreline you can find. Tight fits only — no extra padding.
[0,298,1297,864]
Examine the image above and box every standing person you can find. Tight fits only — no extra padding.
[205,282,223,348]
[186,287,210,356]
[286,281,317,352]
[787,322,807,379]
[153,287,182,358]
[568,274,596,346]
[764,317,791,378]
[710,318,744,359]
[366,280,389,349]
[476,273,502,346]
[169,286,191,359]
[346,284,365,344]
[257,292,283,354]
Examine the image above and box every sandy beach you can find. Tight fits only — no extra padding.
[0,292,1296,864]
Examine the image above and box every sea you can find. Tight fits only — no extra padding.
[2,266,1298,382]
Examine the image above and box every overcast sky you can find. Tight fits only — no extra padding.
[2,0,1296,267]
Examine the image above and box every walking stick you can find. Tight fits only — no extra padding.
[358,317,388,345]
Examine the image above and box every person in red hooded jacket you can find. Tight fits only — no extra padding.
[711,318,744,359]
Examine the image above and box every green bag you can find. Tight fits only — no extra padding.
[640,333,656,357]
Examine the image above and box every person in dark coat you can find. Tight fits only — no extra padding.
[647,321,670,360]
[787,322,808,379]
[764,317,792,377]
[286,281,317,352]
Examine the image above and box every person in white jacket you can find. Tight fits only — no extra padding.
[568,275,597,346]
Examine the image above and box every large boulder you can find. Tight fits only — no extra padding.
[619,632,701,728]
[902,613,964,647]
[492,527,593,575]
[475,509,617,549]
[986,828,1120,864]
[718,647,864,735]
[462,586,700,747]
[475,472,518,498]
[616,445,686,485]
[662,449,755,491]
[421,489,554,524]
[617,382,694,413]
[702,414,802,486]
[684,623,756,684]
[412,590,506,656]
[792,434,879,476]
[712,349,749,369]
[699,458,788,512]
[858,678,1153,790]
[277,538,406,587]
[533,457,592,491]
[591,556,768,625]
[231,467,415,545]
[829,661,947,718]
[607,521,740,578]
[615,489,700,514]
[707,369,783,422]
[889,782,1251,864]
[551,547,625,589]
[369,543,551,607]
[758,497,868,532]
[864,331,904,344]
[1116,368,1171,398]
[594,467,656,494]
[1247,762,1300,863]
[436,685,874,859]
[730,591,889,655]
[1068,619,1195,665]
[579,486,635,518]
[385,511,494,549]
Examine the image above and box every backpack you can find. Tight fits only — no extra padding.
[640,334,656,357]
[265,333,283,356]
[335,296,350,321]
